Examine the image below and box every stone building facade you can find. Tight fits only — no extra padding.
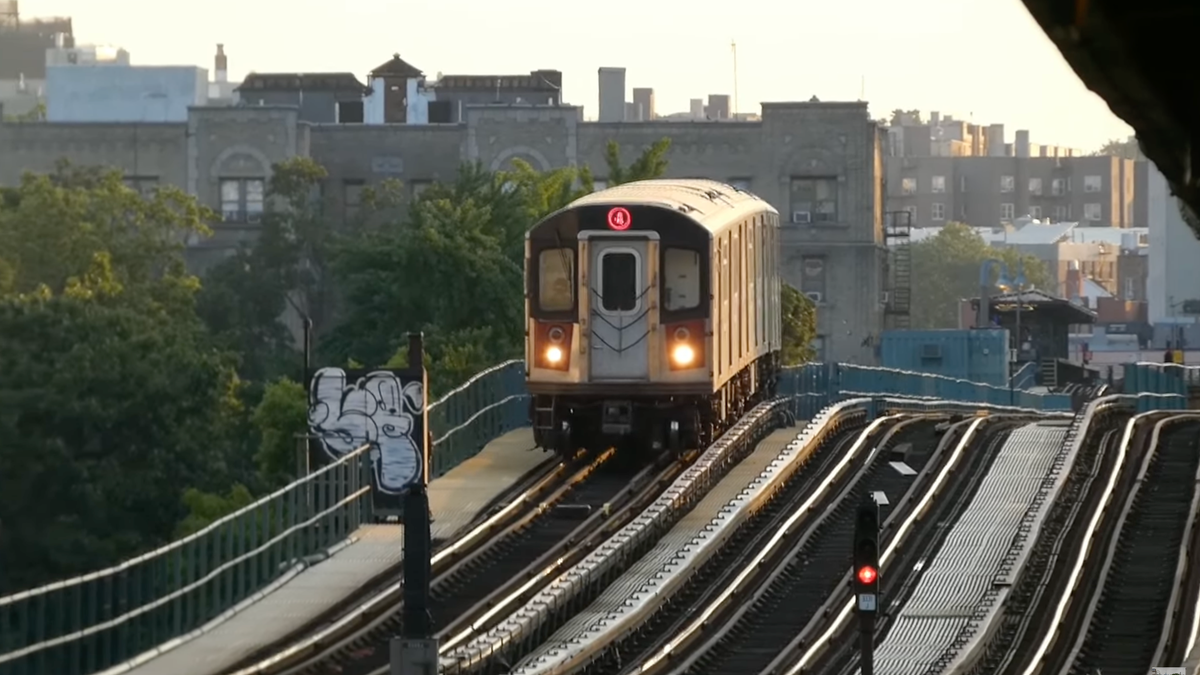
[0,100,887,363]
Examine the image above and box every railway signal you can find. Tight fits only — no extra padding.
[853,498,880,675]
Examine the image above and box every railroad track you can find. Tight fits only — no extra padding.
[806,419,1034,675]
[636,416,956,675]
[951,405,1135,675]
[600,413,974,672]
[565,414,877,675]
[225,449,681,675]
[1053,416,1200,675]
[436,399,796,675]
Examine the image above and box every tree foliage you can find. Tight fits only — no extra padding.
[910,222,1050,329]
[1093,135,1142,160]
[781,283,818,365]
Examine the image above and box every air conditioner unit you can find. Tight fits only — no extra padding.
[804,291,823,304]
[792,211,812,224]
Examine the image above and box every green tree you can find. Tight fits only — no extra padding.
[0,160,210,309]
[251,377,311,486]
[0,292,239,592]
[910,222,1050,329]
[603,138,671,186]
[1093,135,1142,160]
[0,162,250,593]
[781,283,818,364]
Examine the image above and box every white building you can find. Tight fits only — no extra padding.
[1146,164,1200,324]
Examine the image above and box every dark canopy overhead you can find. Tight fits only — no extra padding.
[1020,0,1200,236]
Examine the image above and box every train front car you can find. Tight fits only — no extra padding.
[525,179,782,457]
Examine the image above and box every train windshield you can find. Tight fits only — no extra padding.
[538,248,575,311]
[663,248,701,311]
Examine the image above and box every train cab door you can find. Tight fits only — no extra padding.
[585,235,653,381]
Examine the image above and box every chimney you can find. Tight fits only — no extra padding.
[215,44,228,83]
[1067,260,1084,302]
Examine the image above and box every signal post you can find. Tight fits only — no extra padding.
[853,498,881,675]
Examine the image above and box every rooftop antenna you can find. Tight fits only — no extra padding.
[860,75,865,101]
[731,39,738,117]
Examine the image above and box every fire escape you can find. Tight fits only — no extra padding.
[884,210,913,330]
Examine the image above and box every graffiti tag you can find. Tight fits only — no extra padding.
[308,367,425,494]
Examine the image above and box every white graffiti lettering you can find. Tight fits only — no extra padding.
[308,367,425,494]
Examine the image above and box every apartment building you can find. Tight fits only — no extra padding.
[885,113,1137,229]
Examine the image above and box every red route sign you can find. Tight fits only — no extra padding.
[607,207,632,231]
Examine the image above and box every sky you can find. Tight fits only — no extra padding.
[24,0,1132,152]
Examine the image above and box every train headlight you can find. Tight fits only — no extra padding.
[671,344,695,366]
[548,326,565,343]
[546,346,564,364]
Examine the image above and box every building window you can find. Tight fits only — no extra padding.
[1030,205,1043,219]
[729,178,751,191]
[931,202,945,221]
[1001,203,1015,221]
[219,178,265,223]
[124,175,159,197]
[1084,175,1102,193]
[789,177,838,224]
[1054,205,1067,220]
[931,175,946,193]
[1001,175,1015,193]
[410,180,432,198]
[593,179,608,191]
[800,256,826,301]
[901,177,917,195]
[343,179,365,221]
[1052,178,1066,196]
[1029,177,1043,195]
[1084,202,1102,221]
[902,205,916,223]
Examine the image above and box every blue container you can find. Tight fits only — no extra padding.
[880,329,1011,386]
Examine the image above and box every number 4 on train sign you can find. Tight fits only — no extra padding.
[857,593,877,612]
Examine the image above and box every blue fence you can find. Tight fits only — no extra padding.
[1121,362,1200,412]
[781,362,1074,420]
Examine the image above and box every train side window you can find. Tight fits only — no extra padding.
[599,250,639,312]
[538,248,575,312]
[663,248,701,310]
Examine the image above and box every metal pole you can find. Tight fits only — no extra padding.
[860,612,876,675]
[302,316,313,386]
[394,332,437,675]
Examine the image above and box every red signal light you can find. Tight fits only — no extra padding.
[856,565,878,585]
[607,207,632,231]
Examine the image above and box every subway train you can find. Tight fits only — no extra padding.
[524,178,783,456]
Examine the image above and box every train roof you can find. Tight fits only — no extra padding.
[548,178,778,234]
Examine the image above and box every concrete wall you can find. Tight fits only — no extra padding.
[46,66,207,123]
[0,100,887,363]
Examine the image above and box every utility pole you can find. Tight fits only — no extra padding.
[853,499,880,675]
[391,332,436,675]
[731,39,739,118]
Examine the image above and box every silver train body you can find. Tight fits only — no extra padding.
[524,178,783,455]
